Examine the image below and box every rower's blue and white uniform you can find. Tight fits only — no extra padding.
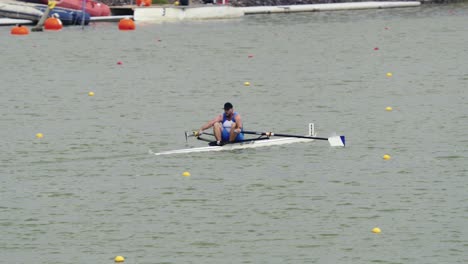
[221,112,244,142]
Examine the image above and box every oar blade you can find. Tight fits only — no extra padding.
[328,136,345,147]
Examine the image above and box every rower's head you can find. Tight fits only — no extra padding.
[224,102,234,117]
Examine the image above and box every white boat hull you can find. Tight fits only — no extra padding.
[0,2,42,21]
[0,18,33,25]
[151,137,314,156]
[150,123,344,156]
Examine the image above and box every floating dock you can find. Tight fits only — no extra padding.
[0,1,421,25]
[240,1,421,15]
[131,1,420,21]
[133,5,244,21]
[90,15,133,22]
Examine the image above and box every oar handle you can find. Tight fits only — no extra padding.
[243,131,328,141]
[185,131,215,142]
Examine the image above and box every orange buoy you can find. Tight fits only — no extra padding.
[136,0,151,6]
[44,17,63,30]
[11,25,30,35]
[118,18,135,31]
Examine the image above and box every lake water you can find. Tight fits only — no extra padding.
[1,3,467,264]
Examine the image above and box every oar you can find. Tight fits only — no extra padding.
[242,131,345,147]
[184,131,215,142]
[184,131,196,142]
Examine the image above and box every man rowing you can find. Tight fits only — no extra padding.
[197,102,244,146]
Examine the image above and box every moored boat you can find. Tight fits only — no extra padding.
[17,0,110,16]
[0,2,91,25]
[34,4,90,25]
[0,17,34,25]
[0,2,42,21]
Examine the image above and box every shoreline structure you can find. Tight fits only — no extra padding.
[1,1,423,25]
[100,0,454,6]
[128,1,421,21]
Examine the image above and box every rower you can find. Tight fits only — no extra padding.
[197,102,244,146]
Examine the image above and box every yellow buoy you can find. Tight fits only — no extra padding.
[174,1,180,5]
[182,171,191,177]
[36,133,44,139]
[372,227,381,233]
[383,154,391,160]
[88,91,95,96]
[244,81,250,86]
[115,255,125,262]
[386,72,393,77]
[385,106,393,111]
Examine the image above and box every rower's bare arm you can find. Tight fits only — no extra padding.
[235,114,243,132]
[200,115,222,131]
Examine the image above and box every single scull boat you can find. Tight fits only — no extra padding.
[150,123,345,156]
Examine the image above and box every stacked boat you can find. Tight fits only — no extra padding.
[0,0,110,26]
[18,0,110,16]
[0,2,44,21]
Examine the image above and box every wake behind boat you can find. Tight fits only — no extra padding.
[150,123,345,156]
